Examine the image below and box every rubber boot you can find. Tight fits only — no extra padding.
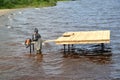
[39,49,42,54]
[36,50,39,54]
[36,49,42,54]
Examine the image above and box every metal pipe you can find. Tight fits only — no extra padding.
[33,44,34,51]
[30,44,31,54]
[68,44,70,53]
[63,44,66,54]
[101,43,104,52]
[72,44,74,48]
[71,44,74,53]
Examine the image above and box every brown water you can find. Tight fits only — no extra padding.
[0,0,120,80]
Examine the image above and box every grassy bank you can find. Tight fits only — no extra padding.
[0,0,68,9]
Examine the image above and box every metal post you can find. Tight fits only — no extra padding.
[68,44,70,53]
[71,44,74,53]
[63,44,66,54]
[72,44,74,48]
[33,44,34,51]
[30,44,31,54]
[101,43,104,52]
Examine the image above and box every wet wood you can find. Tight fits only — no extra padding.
[55,30,110,45]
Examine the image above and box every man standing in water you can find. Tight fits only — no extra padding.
[32,28,42,54]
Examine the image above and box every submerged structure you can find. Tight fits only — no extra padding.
[55,30,111,56]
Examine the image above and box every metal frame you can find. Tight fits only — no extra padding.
[63,43,105,54]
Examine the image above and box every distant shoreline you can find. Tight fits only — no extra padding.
[0,0,66,9]
[0,9,16,16]
[0,0,68,16]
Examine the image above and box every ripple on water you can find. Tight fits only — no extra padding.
[0,65,15,72]
[0,0,120,80]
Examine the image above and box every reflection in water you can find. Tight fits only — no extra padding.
[24,53,43,63]
[35,54,43,62]
[62,52,112,64]
[24,53,36,57]
[0,0,120,80]
[86,56,112,64]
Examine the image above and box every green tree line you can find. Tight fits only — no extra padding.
[0,0,65,9]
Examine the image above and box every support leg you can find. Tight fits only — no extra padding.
[30,44,31,54]
[68,44,70,53]
[71,44,74,53]
[72,44,74,48]
[101,43,104,52]
[33,44,34,51]
[63,44,66,54]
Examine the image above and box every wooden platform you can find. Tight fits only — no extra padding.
[55,30,110,45]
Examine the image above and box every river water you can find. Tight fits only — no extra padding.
[0,0,120,80]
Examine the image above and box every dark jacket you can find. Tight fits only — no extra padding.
[32,33,41,41]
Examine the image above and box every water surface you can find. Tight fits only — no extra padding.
[0,0,120,80]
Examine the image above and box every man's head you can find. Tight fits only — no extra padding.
[34,28,38,33]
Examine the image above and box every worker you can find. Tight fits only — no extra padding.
[32,28,42,54]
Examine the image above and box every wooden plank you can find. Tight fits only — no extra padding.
[44,40,55,43]
[56,40,109,45]
[55,30,110,45]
